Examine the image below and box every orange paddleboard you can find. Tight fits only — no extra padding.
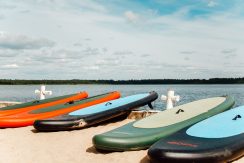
[0,91,120,128]
[0,92,88,117]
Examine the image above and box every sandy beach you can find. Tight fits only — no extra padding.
[0,117,243,163]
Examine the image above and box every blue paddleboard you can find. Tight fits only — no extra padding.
[34,92,158,131]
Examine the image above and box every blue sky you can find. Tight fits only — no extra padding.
[0,0,243,79]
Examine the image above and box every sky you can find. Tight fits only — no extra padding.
[0,0,244,80]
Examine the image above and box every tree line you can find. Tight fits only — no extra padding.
[0,78,243,85]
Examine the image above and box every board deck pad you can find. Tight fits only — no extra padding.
[92,96,235,151]
[33,92,158,131]
[134,97,226,128]
[148,106,244,163]
[0,92,120,128]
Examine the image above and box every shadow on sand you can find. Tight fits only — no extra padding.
[86,145,151,163]
[140,155,150,163]
[86,146,115,154]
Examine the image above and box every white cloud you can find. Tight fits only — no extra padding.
[83,65,99,70]
[207,1,218,7]
[0,1,243,79]
[124,11,139,23]
[2,63,19,69]
[73,0,107,13]
[0,32,55,50]
[0,14,4,19]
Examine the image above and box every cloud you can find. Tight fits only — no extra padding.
[180,51,196,54]
[102,47,108,52]
[82,47,99,55]
[0,32,55,50]
[26,49,84,64]
[19,10,30,13]
[0,14,4,19]
[95,59,121,67]
[0,0,243,79]
[221,48,237,58]
[0,3,16,10]
[69,0,108,13]
[113,50,133,56]
[124,11,139,23]
[221,48,236,54]
[1,63,19,69]
[184,57,190,61]
[83,65,100,70]
[0,49,20,57]
[223,54,237,59]
[73,43,83,47]
[207,1,218,7]
[84,38,92,41]
[141,54,150,57]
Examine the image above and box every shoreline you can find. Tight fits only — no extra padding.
[0,78,244,85]
[0,83,244,86]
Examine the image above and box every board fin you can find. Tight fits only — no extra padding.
[148,103,153,109]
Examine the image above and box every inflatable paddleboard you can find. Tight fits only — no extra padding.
[93,96,234,151]
[148,105,244,163]
[34,92,158,131]
[0,92,88,117]
[0,91,120,128]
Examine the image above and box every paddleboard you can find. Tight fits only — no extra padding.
[93,96,235,151]
[148,105,244,163]
[0,91,120,128]
[33,92,158,131]
[0,92,88,116]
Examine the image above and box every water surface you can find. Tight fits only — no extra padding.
[0,84,243,110]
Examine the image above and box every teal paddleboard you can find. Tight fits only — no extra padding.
[93,96,234,151]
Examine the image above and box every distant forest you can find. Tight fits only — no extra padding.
[0,78,244,85]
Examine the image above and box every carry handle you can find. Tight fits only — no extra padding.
[105,102,112,106]
[176,109,184,114]
[232,114,241,120]
[33,100,40,104]
[65,100,74,105]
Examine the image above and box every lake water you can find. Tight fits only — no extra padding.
[0,84,244,110]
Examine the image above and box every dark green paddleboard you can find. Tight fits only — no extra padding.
[93,96,234,151]
[148,105,244,163]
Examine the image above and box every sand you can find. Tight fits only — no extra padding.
[0,119,243,163]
